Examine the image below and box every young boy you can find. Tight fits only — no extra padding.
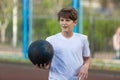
[37,7,90,80]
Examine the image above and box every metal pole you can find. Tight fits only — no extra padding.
[79,0,83,33]
[12,0,18,47]
[28,0,33,44]
[90,16,94,58]
[22,0,28,59]
[72,0,79,33]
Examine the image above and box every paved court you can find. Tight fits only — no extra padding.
[0,61,120,80]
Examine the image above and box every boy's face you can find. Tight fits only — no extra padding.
[59,17,76,32]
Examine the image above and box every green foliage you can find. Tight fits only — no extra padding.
[33,0,71,15]
[1,0,120,53]
[46,19,61,35]
[32,18,60,40]
[83,18,91,36]
[83,17,120,51]
[6,19,12,44]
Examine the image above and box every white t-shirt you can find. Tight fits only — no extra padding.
[46,33,90,80]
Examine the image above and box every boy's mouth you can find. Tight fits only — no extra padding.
[62,26,68,28]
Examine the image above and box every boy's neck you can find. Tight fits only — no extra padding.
[61,31,73,38]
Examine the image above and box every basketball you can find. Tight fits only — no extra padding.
[28,40,54,65]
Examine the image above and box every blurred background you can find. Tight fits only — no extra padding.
[0,0,120,80]
[0,0,120,60]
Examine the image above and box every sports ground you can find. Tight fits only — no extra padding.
[0,61,120,80]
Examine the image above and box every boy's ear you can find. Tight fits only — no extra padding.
[74,20,77,24]
[73,21,77,26]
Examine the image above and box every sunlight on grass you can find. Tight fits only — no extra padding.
[90,58,120,71]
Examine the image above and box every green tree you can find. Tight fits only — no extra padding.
[0,0,13,43]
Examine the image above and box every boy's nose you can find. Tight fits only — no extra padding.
[62,21,67,24]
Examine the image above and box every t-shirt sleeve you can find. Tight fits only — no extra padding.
[46,37,50,41]
[82,36,90,57]
[46,37,53,44]
[46,37,52,42]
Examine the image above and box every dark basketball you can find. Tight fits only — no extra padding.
[28,40,54,65]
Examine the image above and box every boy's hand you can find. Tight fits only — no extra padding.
[35,63,50,69]
[76,64,89,80]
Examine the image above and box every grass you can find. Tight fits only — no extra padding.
[90,58,120,71]
[0,54,120,72]
[0,57,30,63]
[0,54,31,64]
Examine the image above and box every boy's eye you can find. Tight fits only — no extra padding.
[66,19,70,21]
[60,18,71,22]
[60,19,64,21]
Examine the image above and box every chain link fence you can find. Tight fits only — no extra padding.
[0,0,120,60]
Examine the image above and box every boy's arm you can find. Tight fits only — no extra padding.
[76,56,91,79]
[83,56,91,68]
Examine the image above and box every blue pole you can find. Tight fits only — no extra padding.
[22,0,28,59]
[28,0,32,44]
[72,0,79,33]
[79,0,83,33]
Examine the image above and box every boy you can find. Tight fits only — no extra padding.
[37,7,90,80]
